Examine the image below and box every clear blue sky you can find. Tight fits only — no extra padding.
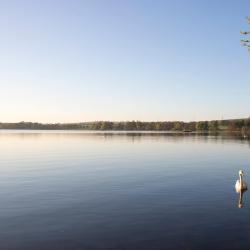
[1,0,250,122]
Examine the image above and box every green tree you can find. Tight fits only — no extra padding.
[196,121,208,131]
[124,121,137,130]
[187,122,196,131]
[209,120,218,131]
[173,121,184,131]
[100,121,113,130]
[154,122,162,131]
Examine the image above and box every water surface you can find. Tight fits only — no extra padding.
[0,131,250,250]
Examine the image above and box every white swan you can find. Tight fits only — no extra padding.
[235,170,248,193]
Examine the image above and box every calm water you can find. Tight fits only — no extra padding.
[0,131,250,250]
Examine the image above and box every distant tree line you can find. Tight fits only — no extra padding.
[1,118,250,134]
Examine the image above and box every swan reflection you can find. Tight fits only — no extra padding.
[237,189,247,208]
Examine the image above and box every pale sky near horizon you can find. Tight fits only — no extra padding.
[1,0,250,123]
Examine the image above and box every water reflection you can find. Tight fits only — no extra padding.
[0,131,250,249]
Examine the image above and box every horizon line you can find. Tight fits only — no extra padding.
[1,116,250,124]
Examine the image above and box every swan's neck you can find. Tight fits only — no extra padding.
[240,175,243,187]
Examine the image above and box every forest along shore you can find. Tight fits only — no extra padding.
[0,118,250,134]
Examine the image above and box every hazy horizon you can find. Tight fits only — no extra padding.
[2,0,250,123]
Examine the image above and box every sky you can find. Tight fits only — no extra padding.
[1,0,250,123]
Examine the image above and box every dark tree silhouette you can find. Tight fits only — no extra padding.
[241,17,250,52]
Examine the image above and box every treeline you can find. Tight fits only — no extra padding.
[1,118,250,133]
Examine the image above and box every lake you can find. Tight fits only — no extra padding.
[0,130,250,250]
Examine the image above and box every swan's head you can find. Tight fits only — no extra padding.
[239,170,244,176]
